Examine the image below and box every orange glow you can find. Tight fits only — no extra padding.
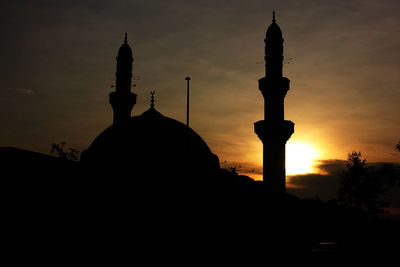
[241,172,263,181]
[235,140,321,181]
[286,142,319,175]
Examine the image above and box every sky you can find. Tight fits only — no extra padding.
[1,0,399,199]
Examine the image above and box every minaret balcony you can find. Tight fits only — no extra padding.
[254,120,294,143]
[258,76,290,99]
[109,91,137,107]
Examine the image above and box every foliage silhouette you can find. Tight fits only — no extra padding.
[227,165,242,175]
[396,141,400,152]
[50,141,80,161]
[337,151,398,216]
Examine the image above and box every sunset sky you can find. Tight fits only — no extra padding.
[1,1,399,194]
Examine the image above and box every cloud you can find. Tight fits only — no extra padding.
[287,172,341,200]
[315,159,346,175]
[0,88,36,99]
[14,88,36,95]
[287,159,400,213]
[221,158,400,205]
[220,159,348,198]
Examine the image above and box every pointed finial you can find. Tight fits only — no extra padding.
[124,32,128,44]
[150,91,155,108]
[272,10,276,23]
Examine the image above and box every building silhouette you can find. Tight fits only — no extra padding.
[1,15,295,192]
[255,12,294,192]
[109,33,137,125]
[80,34,220,183]
[2,13,399,256]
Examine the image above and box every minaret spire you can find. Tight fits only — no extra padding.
[254,13,294,193]
[109,32,137,124]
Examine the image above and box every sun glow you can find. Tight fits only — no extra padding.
[286,142,319,175]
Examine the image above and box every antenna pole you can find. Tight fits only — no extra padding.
[185,77,191,127]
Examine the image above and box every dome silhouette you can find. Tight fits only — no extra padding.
[266,22,282,39]
[265,11,282,41]
[81,106,220,183]
[117,42,132,58]
[117,33,133,58]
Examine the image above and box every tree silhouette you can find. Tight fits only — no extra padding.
[50,141,80,161]
[227,165,242,175]
[338,152,390,216]
[396,141,400,152]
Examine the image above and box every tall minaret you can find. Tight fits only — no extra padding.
[254,12,294,192]
[109,33,137,124]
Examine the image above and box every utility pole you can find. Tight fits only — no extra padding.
[185,77,191,127]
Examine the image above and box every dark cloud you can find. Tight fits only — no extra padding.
[287,159,400,213]
[316,159,347,175]
[0,88,37,98]
[287,159,346,199]
[287,173,341,200]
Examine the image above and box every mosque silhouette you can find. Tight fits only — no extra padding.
[80,11,294,189]
[1,13,313,254]
[80,32,220,184]
[3,12,399,257]
[1,12,293,190]
[79,31,220,184]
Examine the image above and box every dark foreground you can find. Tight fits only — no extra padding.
[77,181,400,259]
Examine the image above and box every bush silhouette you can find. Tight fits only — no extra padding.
[50,141,80,161]
[337,151,398,216]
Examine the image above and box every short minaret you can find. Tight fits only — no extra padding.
[109,33,137,124]
[254,12,294,192]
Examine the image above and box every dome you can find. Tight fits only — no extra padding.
[117,42,132,58]
[266,11,282,40]
[81,107,220,183]
[266,22,282,39]
[117,33,133,59]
